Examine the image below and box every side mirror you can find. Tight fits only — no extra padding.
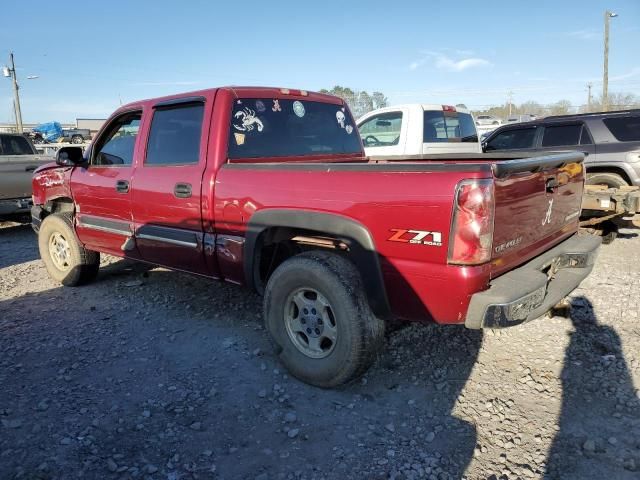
[56,146,85,166]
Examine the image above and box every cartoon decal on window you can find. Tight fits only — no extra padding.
[255,100,266,113]
[272,99,281,112]
[234,133,245,146]
[293,101,305,118]
[336,107,353,134]
[233,107,264,132]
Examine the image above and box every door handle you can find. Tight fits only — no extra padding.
[581,151,590,157]
[115,180,130,193]
[174,182,192,198]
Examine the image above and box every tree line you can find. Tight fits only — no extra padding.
[319,86,388,119]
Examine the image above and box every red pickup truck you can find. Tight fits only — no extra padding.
[31,87,600,387]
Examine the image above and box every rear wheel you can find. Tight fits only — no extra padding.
[71,135,83,144]
[263,251,385,388]
[38,214,99,286]
[586,172,629,188]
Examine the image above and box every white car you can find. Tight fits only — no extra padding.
[475,115,502,126]
[357,104,481,156]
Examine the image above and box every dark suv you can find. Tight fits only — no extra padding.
[482,109,640,187]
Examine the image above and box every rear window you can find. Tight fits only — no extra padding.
[542,124,581,147]
[0,135,34,155]
[603,115,640,142]
[228,99,362,159]
[485,128,537,151]
[423,111,477,143]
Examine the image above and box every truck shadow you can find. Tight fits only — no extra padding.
[0,256,482,479]
[544,296,640,479]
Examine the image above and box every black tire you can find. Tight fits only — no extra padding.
[38,213,99,286]
[71,135,83,144]
[263,251,385,388]
[586,172,629,188]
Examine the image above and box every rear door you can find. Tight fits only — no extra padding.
[71,110,142,255]
[537,122,596,159]
[131,96,212,275]
[422,109,481,154]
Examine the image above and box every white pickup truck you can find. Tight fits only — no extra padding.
[356,104,481,157]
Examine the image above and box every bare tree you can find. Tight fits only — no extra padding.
[320,86,387,118]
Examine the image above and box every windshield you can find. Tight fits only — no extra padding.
[228,98,362,159]
[423,111,478,143]
[0,135,34,155]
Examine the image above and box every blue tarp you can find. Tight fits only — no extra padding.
[32,122,63,142]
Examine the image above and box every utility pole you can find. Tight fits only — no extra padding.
[587,82,593,111]
[507,90,513,116]
[602,10,618,112]
[6,53,23,133]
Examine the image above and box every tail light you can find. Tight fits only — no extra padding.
[448,179,495,265]
[442,105,456,112]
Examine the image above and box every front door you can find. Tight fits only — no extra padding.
[71,111,142,256]
[131,98,210,275]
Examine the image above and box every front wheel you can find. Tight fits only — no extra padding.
[38,214,100,286]
[263,251,385,388]
[586,172,629,189]
[71,135,83,144]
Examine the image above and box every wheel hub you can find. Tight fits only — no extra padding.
[49,232,71,271]
[284,288,338,359]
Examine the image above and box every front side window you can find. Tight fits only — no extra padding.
[93,112,141,166]
[542,124,581,147]
[0,135,34,155]
[228,99,362,159]
[603,115,640,142]
[146,103,204,165]
[485,128,537,151]
[424,111,477,143]
[358,112,403,147]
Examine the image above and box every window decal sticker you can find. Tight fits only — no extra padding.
[293,101,305,118]
[234,132,246,146]
[336,110,345,128]
[345,125,353,134]
[233,108,264,132]
[255,100,266,113]
[272,99,281,112]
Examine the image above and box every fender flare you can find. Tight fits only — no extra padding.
[244,208,392,319]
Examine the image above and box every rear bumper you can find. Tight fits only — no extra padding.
[466,234,601,329]
[0,197,32,216]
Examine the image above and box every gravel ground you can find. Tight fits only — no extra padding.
[0,221,639,480]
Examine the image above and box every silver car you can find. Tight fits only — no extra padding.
[475,114,502,126]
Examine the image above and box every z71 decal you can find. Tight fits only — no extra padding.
[387,229,443,247]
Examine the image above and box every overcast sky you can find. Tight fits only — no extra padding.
[1,0,639,122]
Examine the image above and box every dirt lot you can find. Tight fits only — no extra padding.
[1,221,639,480]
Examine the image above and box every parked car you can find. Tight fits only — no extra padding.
[482,109,640,188]
[356,104,480,156]
[61,128,92,144]
[0,133,52,217]
[475,114,502,126]
[31,86,600,387]
[505,114,538,124]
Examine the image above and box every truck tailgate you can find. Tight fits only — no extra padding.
[0,155,52,200]
[490,153,585,278]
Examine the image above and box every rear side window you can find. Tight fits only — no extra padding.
[485,128,536,151]
[146,103,204,165]
[228,99,361,159]
[603,115,640,141]
[0,135,33,155]
[358,111,402,147]
[580,126,593,145]
[542,124,581,147]
[423,111,477,143]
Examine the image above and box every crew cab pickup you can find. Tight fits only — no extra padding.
[31,87,600,387]
[357,104,481,157]
[0,133,51,217]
